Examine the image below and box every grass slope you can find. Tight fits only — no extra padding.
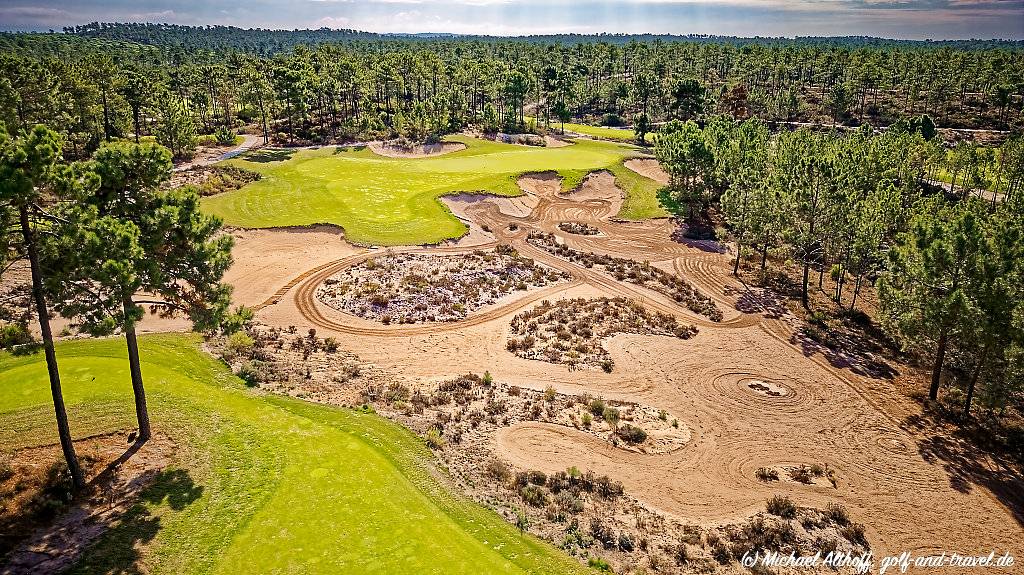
[0,334,588,575]
[202,135,664,246]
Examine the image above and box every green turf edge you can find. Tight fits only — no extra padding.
[0,334,591,575]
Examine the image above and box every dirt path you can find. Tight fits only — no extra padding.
[173,134,262,172]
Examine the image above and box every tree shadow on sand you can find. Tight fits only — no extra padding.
[904,413,1024,528]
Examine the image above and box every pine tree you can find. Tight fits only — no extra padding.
[0,125,91,489]
[879,198,986,400]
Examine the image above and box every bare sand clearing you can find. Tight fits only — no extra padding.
[240,168,1022,562]
[438,193,498,247]
[367,140,467,158]
[228,226,361,308]
[625,158,670,185]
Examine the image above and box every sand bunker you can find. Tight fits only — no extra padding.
[624,158,670,184]
[367,140,467,158]
[544,135,572,148]
[229,226,360,309]
[528,231,723,321]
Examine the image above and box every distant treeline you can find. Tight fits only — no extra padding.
[1,22,1022,161]
[59,23,1024,53]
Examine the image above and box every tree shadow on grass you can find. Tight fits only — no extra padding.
[904,413,1024,528]
[67,469,203,575]
[243,149,296,163]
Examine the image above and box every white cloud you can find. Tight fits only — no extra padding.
[315,15,353,27]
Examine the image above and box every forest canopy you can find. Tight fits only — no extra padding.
[1,22,1022,160]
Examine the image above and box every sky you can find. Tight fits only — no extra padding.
[0,0,1022,40]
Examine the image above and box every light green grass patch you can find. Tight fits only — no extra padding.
[530,117,653,144]
[0,334,588,575]
[202,135,664,245]
[556,122,653,144]
[606,161,671,219]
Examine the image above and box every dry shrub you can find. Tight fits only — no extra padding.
[766,495,797,518]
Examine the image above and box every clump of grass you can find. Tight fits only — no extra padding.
[766,494,797,518]
[520,484,548,507]
[601,406,620,427]
[616,424,647,445]
[840,523,868,546]
[789,465,814,484]
[486,459,511,482]
[425,427,445,449]
[236,360,268,387]
[544,385,557,402]
[755,467,779,482]
[711,541,732,565]
[225,330,255,354]
[825,502,850,526]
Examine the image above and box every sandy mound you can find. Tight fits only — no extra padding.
[368,141,467,158]
[625,158,670,184]
[506,297,696,370]
[545,135,572,148]
[316,248,570,324]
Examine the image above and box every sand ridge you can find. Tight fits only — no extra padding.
[366,140,467,158]
[624,158,670,185]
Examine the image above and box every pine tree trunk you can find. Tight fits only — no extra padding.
[963,345,988,419]
[850,274,863,311]
[929,327,949,400]
[123,297,151,441]
[20,205,85,490]
[733,236,743,276]
[801,259,811,309]
[132,106,141,144]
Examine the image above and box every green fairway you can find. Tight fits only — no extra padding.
[0,335,588,575]
[201,135,665,246]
